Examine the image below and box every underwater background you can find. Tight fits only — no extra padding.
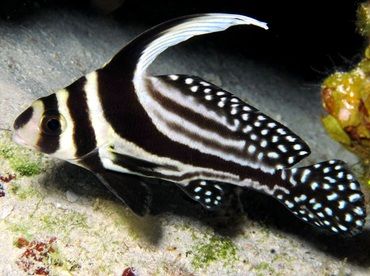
[0,1,369,275]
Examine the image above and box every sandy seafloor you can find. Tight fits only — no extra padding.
[0,8,369,276]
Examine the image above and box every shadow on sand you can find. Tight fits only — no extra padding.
[38,161,370,268]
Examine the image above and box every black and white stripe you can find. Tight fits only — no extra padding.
[37,94,60,154]
[35,77,98,162]
[134,14,268,76]
[94,67,290,193]
[148,75,311,170]
[65,77,97,158]
[13,13,366,235]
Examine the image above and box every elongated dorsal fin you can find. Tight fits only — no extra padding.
[104,13,268,79]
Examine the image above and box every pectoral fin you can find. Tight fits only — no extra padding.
[96,171,152,216]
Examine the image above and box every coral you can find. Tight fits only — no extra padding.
[0,182,4,197]
[0,173,16,183]
[0,173,16,197]
[122,267,137,276]
[321,1,370,175]
[321,64,370,154]
[357,1,370,37]
[15,236,58,275]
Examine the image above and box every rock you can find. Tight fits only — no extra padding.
[66,190,79,203]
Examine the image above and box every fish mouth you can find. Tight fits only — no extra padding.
[12,132,40,151]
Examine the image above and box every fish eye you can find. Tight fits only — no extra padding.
[47,118,61,131]
[40,111,65,136]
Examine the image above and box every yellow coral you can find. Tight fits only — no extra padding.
[321,42,370,168]
[357,2,370,37]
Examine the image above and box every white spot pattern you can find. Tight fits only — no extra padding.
[261,129,269,135]
[248,145,256,154]
[169,75,179,80]
[190,86,198,92]
[164,74,311,169]
[152,74,364,235]
[184,180,227,210]
[205,95,213,101]
[185,78,194,84]
[275,160,366,235]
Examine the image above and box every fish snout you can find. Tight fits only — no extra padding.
[12,105,42,148]
[13,106,34,130]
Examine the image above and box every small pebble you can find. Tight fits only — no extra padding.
[66,190,79,203]
[122,267,137,276]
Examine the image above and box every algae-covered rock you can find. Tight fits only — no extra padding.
[190,235,238,269]
[357,1,370,38]
[0,133,44,177]
[321,62,370,154]
[321,2,370,168]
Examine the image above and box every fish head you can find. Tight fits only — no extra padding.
[13,90,80,161]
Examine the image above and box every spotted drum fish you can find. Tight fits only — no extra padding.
[12,14,366,235]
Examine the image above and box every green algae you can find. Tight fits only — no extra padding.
[8,223,34,241]
[254,261,275,275]
[9,158,42,176]
[191,235,238,269]
[9,182,42,200]
[40,210,88,233]
[0,134,43,176]
[7,209,88,241]
[48,249,80,273]
[47,247,80,273]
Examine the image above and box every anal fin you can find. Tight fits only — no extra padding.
[178,180,230,210]
[96,171,152,216]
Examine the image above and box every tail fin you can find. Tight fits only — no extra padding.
[274,160,366,235]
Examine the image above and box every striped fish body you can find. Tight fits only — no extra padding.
[95,72,306,187]
[13,14,366,235]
